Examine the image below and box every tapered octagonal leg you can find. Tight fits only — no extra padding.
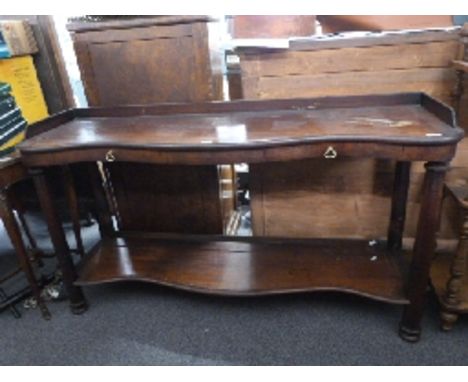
[62,166,85,257]
[388,161,411,251]
[399,161,447,342]
[31,168,88,314]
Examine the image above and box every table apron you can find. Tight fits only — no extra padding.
[19,141,458,167]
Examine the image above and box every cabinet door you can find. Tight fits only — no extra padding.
[73,23,213,106]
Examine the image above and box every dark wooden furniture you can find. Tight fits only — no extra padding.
[18,93,463,342]
[67,16,222,106]
[430,30,468,331]
[67,16,228,234]
[431,184,468,330]
[0,154,50,318]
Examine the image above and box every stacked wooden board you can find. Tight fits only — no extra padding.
[238,28,461,103]
[236,27,466,240]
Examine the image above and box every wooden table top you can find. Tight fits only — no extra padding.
[0,151,20,170]
[18,94,464,166]
[0,151,26,189]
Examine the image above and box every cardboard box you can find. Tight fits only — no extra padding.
[0,20,38,58]
[0,56,48,124]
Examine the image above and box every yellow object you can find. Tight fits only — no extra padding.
[0,55,48,124]
[0,129,25,154]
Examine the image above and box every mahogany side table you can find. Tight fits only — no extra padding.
[18,93,464,341]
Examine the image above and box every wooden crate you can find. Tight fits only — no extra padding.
[237,28,465,239]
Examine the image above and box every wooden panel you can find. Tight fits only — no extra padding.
[317,15,453,34]
[73,23,193,43]
[241,41,460,77]
[249,141,468,240]
[250,159,414,239]
[288,27,460,51]
[77,236,409,304]
[243,68,457,99]
[67,16,212,33]
[88,37,204,106]
[70,21,218,107]
[230,16,316,39]
[107,163,223,234]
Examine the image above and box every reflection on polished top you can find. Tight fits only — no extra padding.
[20,104,458,152]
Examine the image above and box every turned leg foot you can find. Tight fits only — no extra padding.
[440,310,458,331]
[400,162,447,342]
[70,299,89,315]
[399,322,421,343]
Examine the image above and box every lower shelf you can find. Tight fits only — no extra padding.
[76,236,410,304]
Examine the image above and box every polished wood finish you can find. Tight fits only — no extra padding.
[400,162,448,341]
[387,162,411,250]
[78,236,409,303]
[431,184,468,330]
[18,94,462,341]
[18,93,462,167]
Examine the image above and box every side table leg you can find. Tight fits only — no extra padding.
[388,161,411,250]
[440,206,468,330]
[399,161,447,342]
[0,189,51,319]
[31,168,88,314]
[62,166,85,257]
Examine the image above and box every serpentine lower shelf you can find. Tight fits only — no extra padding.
[76,235,410,304]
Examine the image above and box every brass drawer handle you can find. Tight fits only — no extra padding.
[105,150,116,162]
[324,146,337,159]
